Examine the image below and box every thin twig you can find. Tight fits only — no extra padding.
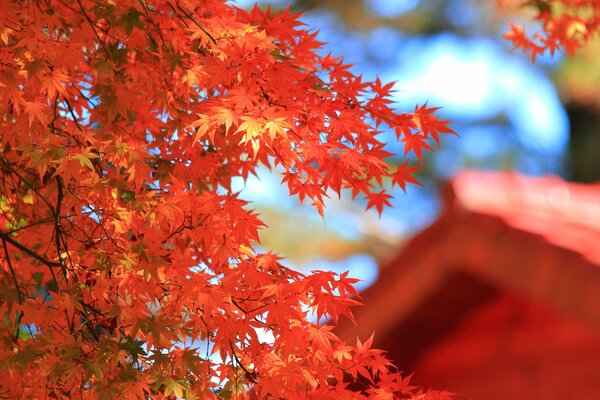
[170,2,218,45]
[0,156,57,216]
[62,96,104,177]
[75,0,112,61]
[230,342,257,383]
[5,211,93,235]
[138,0,168,50]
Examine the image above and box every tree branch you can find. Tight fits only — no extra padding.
[0,231,62,268]
[2,237,23,302]
[54,176,69,279]
[2,238,25,341]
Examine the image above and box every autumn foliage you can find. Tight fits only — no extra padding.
[0,0,458,398]
[502,0,600,60]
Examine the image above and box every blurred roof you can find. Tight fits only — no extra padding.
[452,170,600,264]
[338,170,600,345]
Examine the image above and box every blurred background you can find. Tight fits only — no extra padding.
[229,1,600,398]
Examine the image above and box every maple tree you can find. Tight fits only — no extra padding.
[0,0,590,398]
[0,1,454,398]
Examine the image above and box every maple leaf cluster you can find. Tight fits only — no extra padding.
[0,0,455,399]
[501,0,600,60]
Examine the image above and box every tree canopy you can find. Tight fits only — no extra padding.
[0,0,596,399]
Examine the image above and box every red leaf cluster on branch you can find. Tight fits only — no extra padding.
[502,0,600,60]
[0,0,453,398]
